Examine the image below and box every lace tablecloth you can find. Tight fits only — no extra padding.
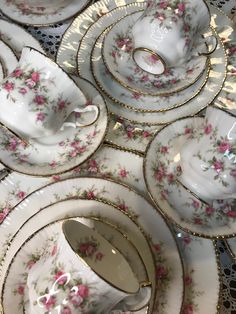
[0,0,236,313]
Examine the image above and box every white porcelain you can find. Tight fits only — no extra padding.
[144,116,236,237]
[103,11,208,96]
[0,40,18,77]
[0,47,100,142]
[0,0,91,26]
[131,0,217,74]
[0,61,4,81]
[180,106,236,201]
[26,219,150,313]
[2,216,149,314]
[0,76,108,176]
[0,178,184,314]
[0,19,44,58]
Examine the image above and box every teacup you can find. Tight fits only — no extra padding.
[26,220,151,314]
[179,106,236,202]
[0,47,99,141]
[131,0,217,75]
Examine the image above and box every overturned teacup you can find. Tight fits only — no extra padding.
[26,220,151,313]
[0,47,99,141]
[131,0,217,74]
[179,106,236,202]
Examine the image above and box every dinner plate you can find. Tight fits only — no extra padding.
[3,215,149,313]
[144,115,236,238]
[0,77,108,176]
[0,0,91,26]
[0,18,44,57]
[0,145,144,226]
[103,11,208,97]
[0,177,184,314]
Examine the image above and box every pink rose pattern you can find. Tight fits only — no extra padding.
[1,66,72,128]
[77,237,105,263]
[152,122,236,227]
[109,13,200,92]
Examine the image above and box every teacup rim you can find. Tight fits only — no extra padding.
[62,219,150,294]
[21,46,85,97]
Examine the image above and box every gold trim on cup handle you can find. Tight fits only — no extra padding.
[198,35,218,56]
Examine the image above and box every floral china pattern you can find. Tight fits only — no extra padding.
[151,241,171,313]
[151,120,236,227]
[107,24,204,94]
[144,0,195,49]
[2,66,73,128]
[0,123,101,169]
[4,0,64,16]
[77,236,105,262]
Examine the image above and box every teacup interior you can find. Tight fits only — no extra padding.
[63,220,140,294]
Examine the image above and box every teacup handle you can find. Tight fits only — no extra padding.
[198,35,218,56]
[60,105,99,130]
[116,282,152,312]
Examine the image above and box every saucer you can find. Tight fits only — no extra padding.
[83,4,226,124]
[0,40,18,76]
[91,29,211,114]
[3,217,148,313]
[0,0,91,26]
[78,2,210,114]
[103,11,208,96]
[144,116,236,238]
[0,19,44,57]
[0,178,184,314]
[0,77,108,176]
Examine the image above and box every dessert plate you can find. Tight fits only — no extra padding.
[144,116,236,238]
[0,178,184,314]
[3,216,149,313]
[0,77,108,176]
[0,0,91,26]
[0,18,44,57]
[0,40,18,76]
[103,11,208,97]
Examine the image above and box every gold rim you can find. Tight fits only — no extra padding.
[223,239,236,260]
[132,47,166,75]
[0,0,91,27]
[143,115,236,239]
[0,75,109,177]
[0,176,186,314]
[0,121,29,147]
[198,34,218,56]
[213,240,223,314]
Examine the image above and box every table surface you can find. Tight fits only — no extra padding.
[0,0,236,313]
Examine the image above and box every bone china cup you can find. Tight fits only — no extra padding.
[131,0,217,75]
[179,106,236,202]
[0,47,99,140]
[26,220,151,314]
